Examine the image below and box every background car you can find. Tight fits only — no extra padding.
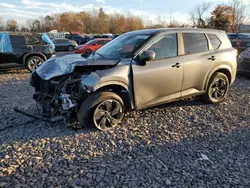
[65,34,89,45]
[53,38,78,52]
[227,33,250,53]
[75,38,111,55]
[0,32,55,72]
[238,47,250,74]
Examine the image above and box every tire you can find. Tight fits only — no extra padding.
[77,92,125,131]
[26,56,44,72]
[68,45,74,51]
[202,72,229,104]
[85,49,92,55]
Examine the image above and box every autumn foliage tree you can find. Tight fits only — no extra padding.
[23,8,144,34]
[209,5,232,31]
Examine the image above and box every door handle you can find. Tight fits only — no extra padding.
[172,63,181,68]
[208,56,216,61]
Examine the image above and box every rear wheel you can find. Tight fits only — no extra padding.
[26,56,44,72]
[77,92,125,131]
[202,72,229,104]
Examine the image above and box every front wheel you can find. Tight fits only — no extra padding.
[202,72,229,104]
[77,92,125,131]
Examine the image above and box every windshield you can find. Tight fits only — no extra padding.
[93,33,150,59]
[86,39,96,45]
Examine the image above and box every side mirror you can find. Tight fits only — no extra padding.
[138,50,155,66]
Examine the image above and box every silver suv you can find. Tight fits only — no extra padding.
[26,28,237,130]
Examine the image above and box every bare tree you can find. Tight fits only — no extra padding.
[229,0,246,33]
[189,2,212,28]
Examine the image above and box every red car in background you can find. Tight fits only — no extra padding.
[75,38,111,55]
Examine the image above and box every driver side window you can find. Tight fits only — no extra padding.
[147,33,178,60]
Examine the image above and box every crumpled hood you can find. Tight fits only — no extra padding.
[36,54,119,80]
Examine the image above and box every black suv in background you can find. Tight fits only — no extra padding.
[227,33,250,53]
[0,32,55,72]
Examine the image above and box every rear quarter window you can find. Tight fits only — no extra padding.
[26,35,39,45]
[183,33,208,54]
[207,34,221,50]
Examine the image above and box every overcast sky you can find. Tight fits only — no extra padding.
[0,0,248,26]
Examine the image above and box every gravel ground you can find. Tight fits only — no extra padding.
[0,70,250,188]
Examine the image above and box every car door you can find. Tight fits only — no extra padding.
[55,39,65,51]
[62,39,70,51]
[132,33,184,109]
[180,32,218,97]
[7,35,29,64]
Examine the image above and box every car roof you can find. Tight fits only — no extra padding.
[126,28,223,35]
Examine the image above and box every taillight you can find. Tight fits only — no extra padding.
[236,39,242,46]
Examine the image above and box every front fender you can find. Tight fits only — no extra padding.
[80,72,129,92]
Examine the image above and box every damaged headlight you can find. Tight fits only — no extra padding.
[60,94,75,111]
[80,72,100,93]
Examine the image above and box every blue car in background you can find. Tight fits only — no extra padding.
[0,32,55,72]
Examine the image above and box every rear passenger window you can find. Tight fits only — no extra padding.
[183,33,208,54]
[207,34,221,49]
[26,35,39,45]
[9,35,25,48]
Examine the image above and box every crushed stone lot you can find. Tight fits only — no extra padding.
[0,70,250,188]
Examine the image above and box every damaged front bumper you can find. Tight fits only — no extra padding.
[14,107,65,123]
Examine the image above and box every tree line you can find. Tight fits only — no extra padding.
[189,0,246,33]
[0,0,248,34]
